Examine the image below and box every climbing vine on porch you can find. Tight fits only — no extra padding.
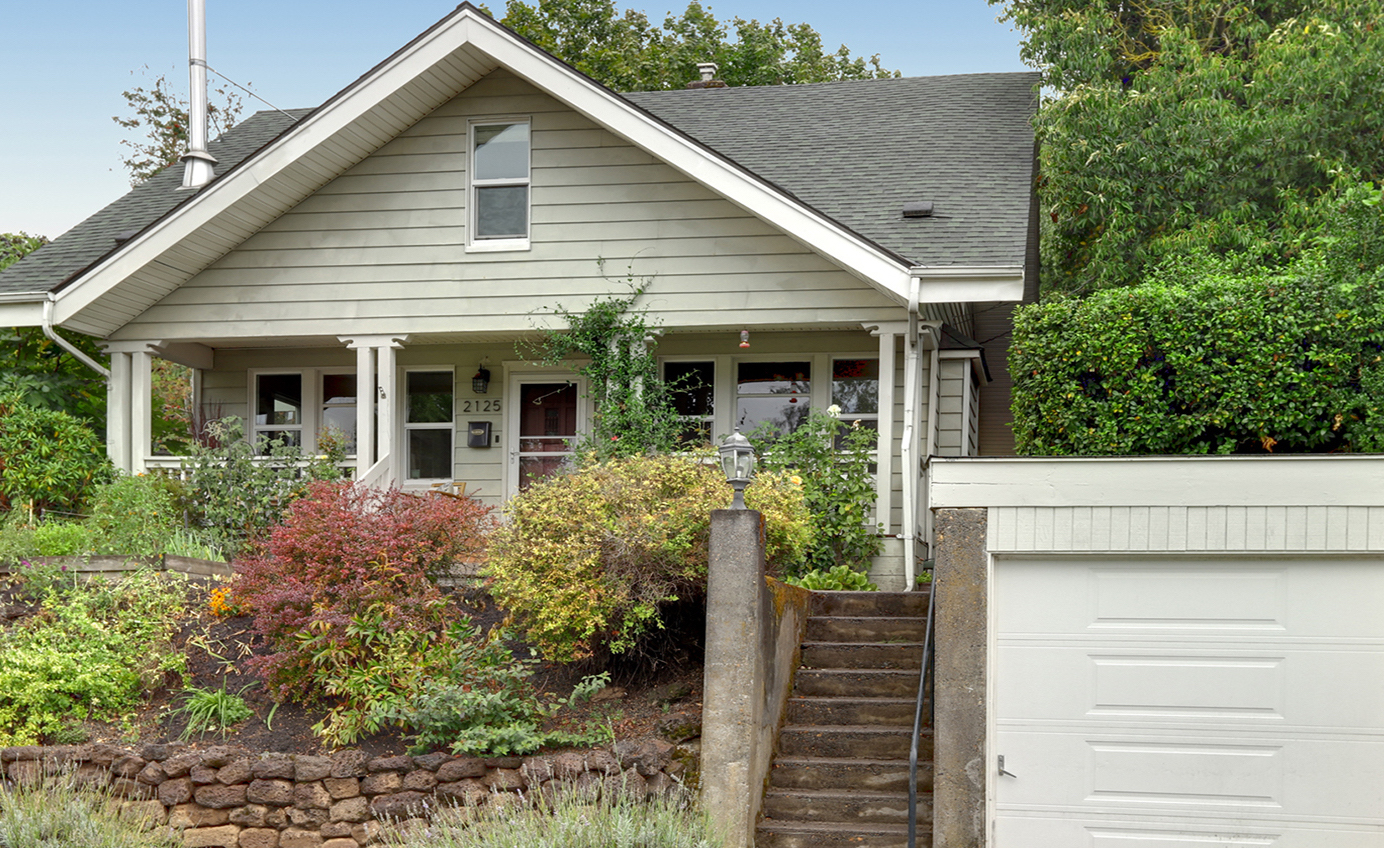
[520,274,684,459]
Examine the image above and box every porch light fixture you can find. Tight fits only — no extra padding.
[472,365,491,394]
[718,428,756,509]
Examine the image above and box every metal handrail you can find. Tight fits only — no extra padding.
[907,573,937,848]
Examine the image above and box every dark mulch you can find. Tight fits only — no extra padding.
[2,577,703,757]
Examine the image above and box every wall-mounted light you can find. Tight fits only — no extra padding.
[472,364,491,394]
[718,428,756,509]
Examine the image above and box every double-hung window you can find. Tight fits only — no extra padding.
[251,370,357,455]
[736,361,811,435]
[469,120,530,249]
[665,361,715,446]
[404,370,454,481]
[254,373,304,448]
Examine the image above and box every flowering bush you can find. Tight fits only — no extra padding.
[229,481,493,701]
[485,453,813,663]
[751,407,882,576]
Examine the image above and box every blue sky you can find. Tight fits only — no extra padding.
[2,1,1026,238]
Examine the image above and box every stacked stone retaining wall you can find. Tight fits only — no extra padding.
[0,740,685,847]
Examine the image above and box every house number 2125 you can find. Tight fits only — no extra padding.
[460,399,501,413]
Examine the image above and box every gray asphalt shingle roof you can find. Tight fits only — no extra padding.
[625,73,1040,268]
[0,72,1037,299]
[0,109,311,298]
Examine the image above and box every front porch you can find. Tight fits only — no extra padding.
[107,325,986,590]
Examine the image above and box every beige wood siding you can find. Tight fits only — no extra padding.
[935,358,967,457]
[115,69,900,342]
[966,368,980,456]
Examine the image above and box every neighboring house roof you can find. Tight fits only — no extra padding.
[625,73,1039,269]
[0,109,308,299]
[0,4,1037,335]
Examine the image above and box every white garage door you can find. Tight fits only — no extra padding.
[994,557,1384,846]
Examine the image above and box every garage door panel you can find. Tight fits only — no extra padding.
[996,558,1384,639]
[996,645,1384,729]
[995,556,1384,846]
[996,815,1384,847]
[996,729,1384,821]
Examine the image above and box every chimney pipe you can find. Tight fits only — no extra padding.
[686,61,727,90]
[181,0,217,188]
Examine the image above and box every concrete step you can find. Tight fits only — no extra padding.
[810,590,929,618]
[768,757,932,793]
[787,696,916,727]
[806,615,930,643]
[762,788,930,825]
[755,820,920,848]
[800,641,924,670]
[793,668,920,698]
[777,725,929,760]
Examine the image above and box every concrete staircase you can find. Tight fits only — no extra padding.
[756,589,932,848]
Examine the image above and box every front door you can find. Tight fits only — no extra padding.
[506,375,586,497]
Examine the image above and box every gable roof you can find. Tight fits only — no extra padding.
[0,109,308,300]
[625,73,1039,269]
[0,4,1036,336]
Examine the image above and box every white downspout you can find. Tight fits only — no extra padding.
[42,298,110,381]
[181,0,217,188]
[900,277,922,590]
[922,326,942,561]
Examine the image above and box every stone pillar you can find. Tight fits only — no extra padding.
[702,507,766,848]
[933,506,990,848]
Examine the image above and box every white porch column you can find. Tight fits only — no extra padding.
[130,349,153,473]
[339,334,409,485]
[865,324,900,536]
[376,340,401,482]
[352,344,376,473]
[106,352,133,474]
[103,342,161,474]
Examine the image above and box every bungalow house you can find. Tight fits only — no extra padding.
[0,4,1038,589]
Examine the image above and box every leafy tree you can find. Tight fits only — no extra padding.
[1010,176,1384,455]
[0,233,46,272]
[0,396,113,520]
[494,0,897,91]
[0,232,107,424]
[113,68,244,186]
[994,0,1384,293]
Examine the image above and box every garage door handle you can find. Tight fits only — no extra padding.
[998,755,1017,779]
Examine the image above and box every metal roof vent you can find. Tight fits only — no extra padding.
[113,228,141,246]
[902,201,935,219]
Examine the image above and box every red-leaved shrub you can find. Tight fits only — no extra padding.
[229,481,493,700]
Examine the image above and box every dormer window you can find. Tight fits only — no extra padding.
[468,119,530,250]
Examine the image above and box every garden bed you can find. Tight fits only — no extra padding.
[0,575,704,760]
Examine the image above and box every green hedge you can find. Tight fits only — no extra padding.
[1011,274,1384,455]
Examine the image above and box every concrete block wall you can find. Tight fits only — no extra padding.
[0,740,686,847]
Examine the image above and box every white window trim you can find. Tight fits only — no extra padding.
[248,368,359,459]
[661,356,719,446]
[831,354,882,430]
[400,366,456,485]
[466,117,531,252]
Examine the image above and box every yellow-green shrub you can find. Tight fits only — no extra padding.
[485,454,812,663]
